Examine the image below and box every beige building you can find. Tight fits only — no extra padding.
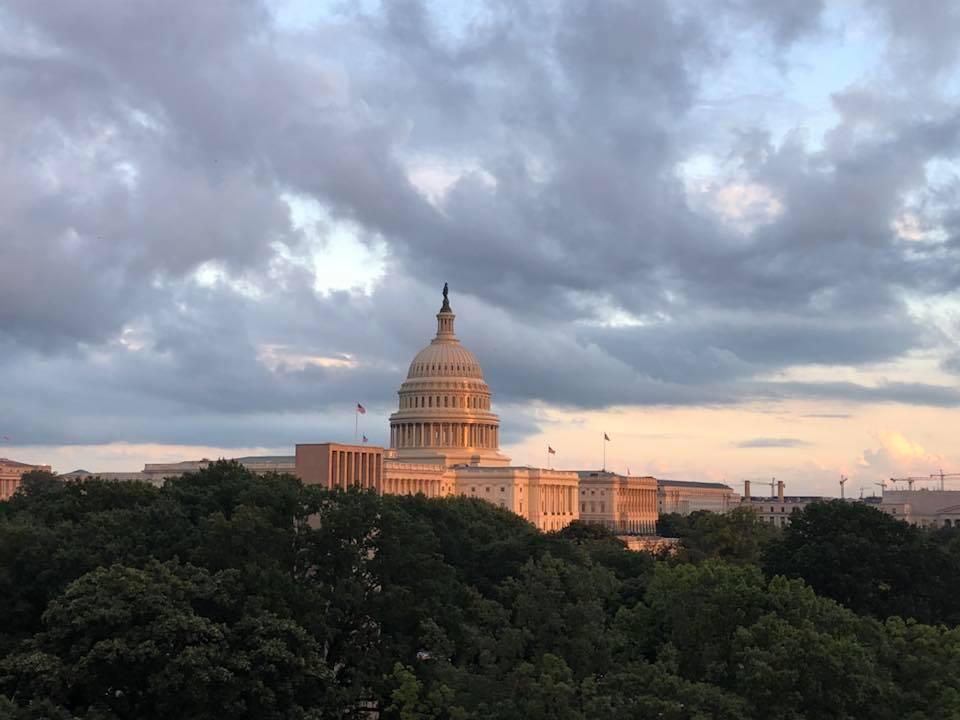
[879,489,960,528]
[578,471,658,534]
[61,455,297,486]
[0,458,52,500]
[296,443,384,492]
[741,479,823,527]
[657,479,737,515]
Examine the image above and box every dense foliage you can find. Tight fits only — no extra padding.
[2,464,959,718]
[764,500,960,625]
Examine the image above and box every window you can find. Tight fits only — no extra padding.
[500,486,505,492]
[581,503,586,511]
[600,502,605,512]
[444,396,449,407]
[428,397,433,408]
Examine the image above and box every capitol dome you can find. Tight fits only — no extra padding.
[406,339,483,380]
[388,285,510,467]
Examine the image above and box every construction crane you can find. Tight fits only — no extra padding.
[931,470,960,491]
[839,475,848,499]
[875,480,887,495]
[889,475,929,491]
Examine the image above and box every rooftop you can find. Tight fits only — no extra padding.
[0,458,45,468]
[658,479,733,490]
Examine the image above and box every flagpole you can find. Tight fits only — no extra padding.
[355,409,358,443]
[602,433,606,472]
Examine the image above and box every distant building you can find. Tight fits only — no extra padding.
[577,471,658,534]
[61,455,296,486]
[657,479,737,515]
[0,458,52,500]
[740,479,824,527]
[879,489,960,528]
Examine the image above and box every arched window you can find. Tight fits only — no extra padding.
[444,396,449,407]
[428,396,433,408]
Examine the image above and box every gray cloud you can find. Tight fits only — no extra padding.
[1,0,960,452]
[736,438,812,448]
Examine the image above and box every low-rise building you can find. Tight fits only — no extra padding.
[0,458,52,500]
[657,479,737,515]
[740,480,823,527]
[61,455,296,486]
[879,489,960,528]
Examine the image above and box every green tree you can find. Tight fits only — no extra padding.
[669,507,777,565]
[764,500,960,623]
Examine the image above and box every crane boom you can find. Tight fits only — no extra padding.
[890,476,930,491]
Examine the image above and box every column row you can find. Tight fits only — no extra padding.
[382,476,444,497]
[329,450,381,491]
[391,422,499,449]
[623,488,656,514]
[541,484,576,516]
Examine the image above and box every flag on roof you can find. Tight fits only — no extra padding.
[362,434,368,443]
[548,446,556,455]
[356,403,366,414]
[603,433,610,441]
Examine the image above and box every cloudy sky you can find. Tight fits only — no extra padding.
[2,0,960,496]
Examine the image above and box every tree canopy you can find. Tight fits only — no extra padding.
[1,463,959,718]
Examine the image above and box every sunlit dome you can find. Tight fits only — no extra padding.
[388,284,510,467]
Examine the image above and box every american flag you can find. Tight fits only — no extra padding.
[356,403,366,414]
[362,434,368,443]
[604,433,610,441]
[548,446,556,455]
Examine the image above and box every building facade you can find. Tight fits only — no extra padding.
[741,480,823,527]
[61,456,296,486]
[296,443,384,493]
[657,479,737,515]
[0,458,52,500]
[578,471,658,534]
[879,489,960,528]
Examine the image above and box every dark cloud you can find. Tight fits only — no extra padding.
[1,0,959,452]
[736,438,811,448]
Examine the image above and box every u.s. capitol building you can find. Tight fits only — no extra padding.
[64,287,738,534]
